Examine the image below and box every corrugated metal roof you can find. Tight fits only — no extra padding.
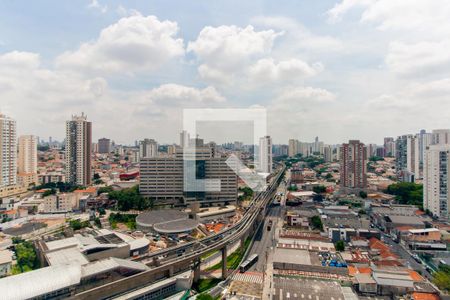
[0,264,81,300]
[81,257,148,278]
[46,246,89,266]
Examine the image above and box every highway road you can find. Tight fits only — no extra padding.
[248,175,287,272]
[248,204,281,272]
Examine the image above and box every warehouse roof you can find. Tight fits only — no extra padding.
[0,264,82,300]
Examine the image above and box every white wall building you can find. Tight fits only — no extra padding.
[258,136,272,173]
[424,144,450,220]
[0,114,17,188]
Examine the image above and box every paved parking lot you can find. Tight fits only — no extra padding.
[273,276,346,300]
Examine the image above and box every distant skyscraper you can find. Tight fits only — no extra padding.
[139,139,158,158]
[0,113,17,188]
[98,138,111,154]
[424,144,450,220]
[18,135,37,174]
[258,136,273,173]
[340,140,367,192]
[180,130,190,148]
[65,113,92,186]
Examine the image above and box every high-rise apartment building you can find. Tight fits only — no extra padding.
[323,145,332,162]
[139,139,158,158]
[431,129,450,145]
[65,113,92,186]
[340,140,367,192]
[383,137,395,157]
[17,135,38,185]
[0,114,17,188]
[258,136,272,173]
[424,144,450,220]
[98,138,111,154]
[288,139,299,157]
[396,135,420,182]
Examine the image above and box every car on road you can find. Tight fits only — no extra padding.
[412,254,421,263]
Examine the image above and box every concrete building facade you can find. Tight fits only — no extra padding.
[140,147,237,206]
[98,138,111,154]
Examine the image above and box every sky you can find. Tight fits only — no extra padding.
[1,0,450,145]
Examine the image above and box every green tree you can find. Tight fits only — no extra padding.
[196,293,214,300]
[433,265,450,292]
[69,219,90,230]
[311,216,323,231]
[313,185,327,194]
[386,182,423,209]
[359,191,368,199]
[335,240,345,251]
[109,185,148,211]
[13,241,40,273]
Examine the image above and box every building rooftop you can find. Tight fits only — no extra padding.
[136,210,199,234]
[0,264,82,300]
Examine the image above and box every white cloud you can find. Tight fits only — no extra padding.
[188,25,281,68]
[326,0,374,23]
[188,25,282,84]
[386,40,450,77]
[0,51,40,70]
[273,86,335,106]
[252,16,342,53]
[142,84,226,106]
[116,5,140,17]
[248,58,323,85]
[56,14,184,75]
[87,0,108,14]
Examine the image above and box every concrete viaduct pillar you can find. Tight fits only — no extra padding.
[193,259,201,283]
[221,246,227,279]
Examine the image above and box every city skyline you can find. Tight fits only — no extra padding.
[1,1,450,144]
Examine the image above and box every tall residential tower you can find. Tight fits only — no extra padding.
[0,114,17,188]
[65,113,92,186]
[340,140,367,192]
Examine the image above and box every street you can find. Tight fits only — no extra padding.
[247,175,287,272]
[382,234,433,279]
